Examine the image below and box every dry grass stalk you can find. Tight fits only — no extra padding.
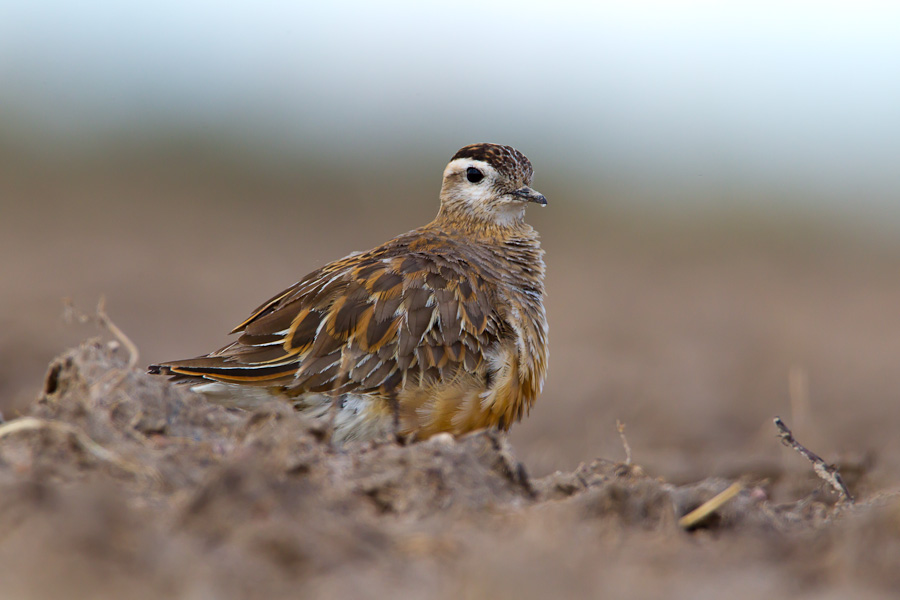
[678,481,744,529]
[616,419,632,465]
[0,416,161,483]
[63,296,139,392]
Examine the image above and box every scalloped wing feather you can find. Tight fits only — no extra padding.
[158,233,502,399]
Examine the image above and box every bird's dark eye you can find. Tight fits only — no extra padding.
[466,167,484,183]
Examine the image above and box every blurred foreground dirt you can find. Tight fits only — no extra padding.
[1,342,898,600]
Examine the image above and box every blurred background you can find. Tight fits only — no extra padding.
[2,1,899,489]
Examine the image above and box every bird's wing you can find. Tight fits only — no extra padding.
[154,243,505,396]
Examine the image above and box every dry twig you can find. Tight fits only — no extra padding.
[774,416,854,505]
[616,419,632,465]
[64,296,139,370]
[63,296,139,392]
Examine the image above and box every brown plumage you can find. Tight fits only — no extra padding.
[149,143,549,443]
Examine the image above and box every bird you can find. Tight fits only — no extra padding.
[149,143,549,444]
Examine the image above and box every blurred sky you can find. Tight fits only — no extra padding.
[2,1,900,215]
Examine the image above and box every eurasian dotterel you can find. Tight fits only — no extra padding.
[149,143,549,443]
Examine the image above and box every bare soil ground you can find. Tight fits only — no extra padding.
[2,153,900,598]
[0,341,897,600]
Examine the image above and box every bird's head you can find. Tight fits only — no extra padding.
[438,143,547,228]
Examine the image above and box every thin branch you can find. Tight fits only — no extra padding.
[63,296,140,393]
[95,296,139,371]
[64,296,139,371]
[774,416,854,505]
[616,419,632,465]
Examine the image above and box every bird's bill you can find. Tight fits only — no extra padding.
[510,186,548,206]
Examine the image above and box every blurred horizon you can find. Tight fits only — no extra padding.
[2,1,900,225]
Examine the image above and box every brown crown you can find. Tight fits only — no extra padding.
[451,143,534,184]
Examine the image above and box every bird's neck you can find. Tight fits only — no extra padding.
[431,203,531,240]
